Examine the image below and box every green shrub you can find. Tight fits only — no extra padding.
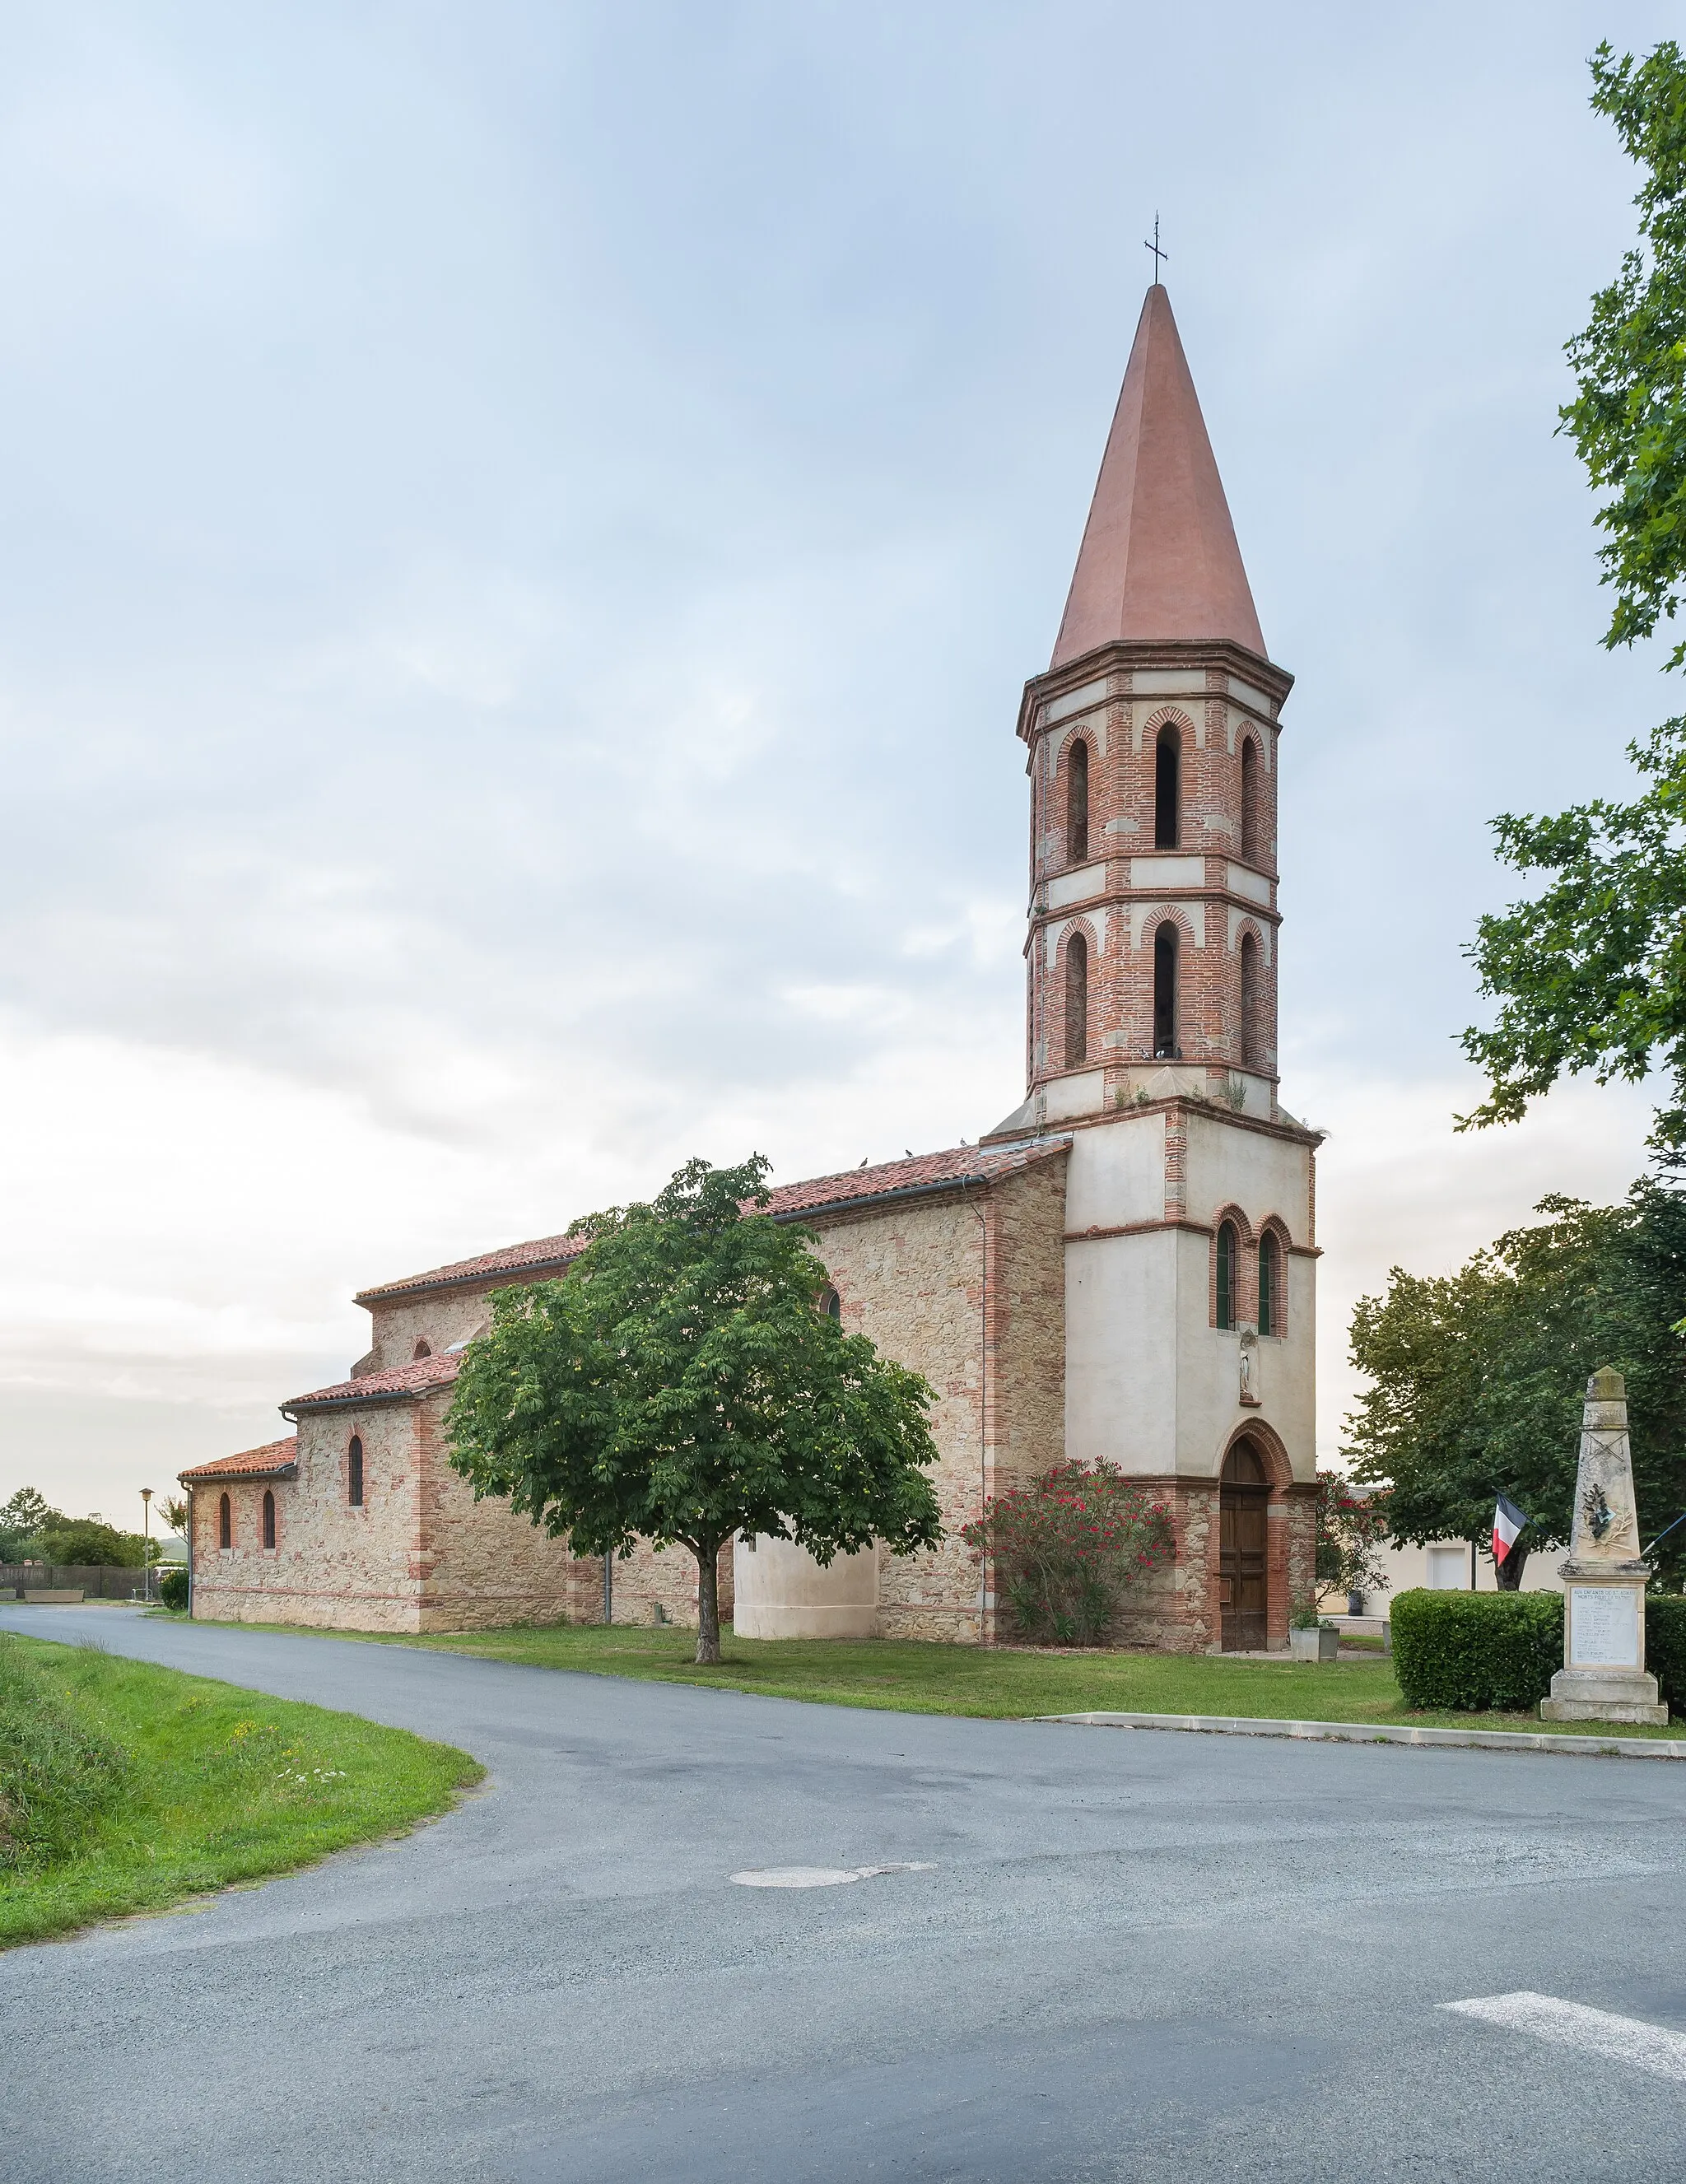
[156,1567,189,1613]
[0,1637,130,1869]
[1644,1595,1686,1715]
[1390,1589,1564,1711]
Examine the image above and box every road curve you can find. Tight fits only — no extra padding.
[3,1603,1684,2183]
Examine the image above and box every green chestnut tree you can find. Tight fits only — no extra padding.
[1464,42,1686,1157]
[1346,1180,1686,1587]
[446,1155,943,1664]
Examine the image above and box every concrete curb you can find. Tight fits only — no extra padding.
[1041,1710,1686,1758]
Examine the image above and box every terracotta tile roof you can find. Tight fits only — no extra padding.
[356,1137,1070,1305]
[179,1435,300,1483]
[284,1348,464,1414]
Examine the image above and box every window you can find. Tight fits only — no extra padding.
[218,1492,232,1550]
[1240,736,1260,865]
[1064,931,1088,1067]
[1154,726,1181,849]
[412,1339,431,1360]
[1066,740,1089,864]
[1153,924,1178,1057]
[1240,932,1261,1070]
[262,1489,276,1550]
[1258,1230,1279,1337]
[348,1434,364,1508]
[819,1285,841,1321]
[1216,1222,1238,1330]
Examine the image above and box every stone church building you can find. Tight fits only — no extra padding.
[182,284,1320,1652]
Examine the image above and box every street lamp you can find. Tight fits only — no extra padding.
[139,1488,152,1604]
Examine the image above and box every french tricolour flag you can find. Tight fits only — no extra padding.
[1493,1493,1528,1566]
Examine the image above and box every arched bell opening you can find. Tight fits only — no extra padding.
[1218,1435,1270,1652]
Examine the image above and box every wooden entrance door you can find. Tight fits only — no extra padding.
[1219,1438,1269,1651]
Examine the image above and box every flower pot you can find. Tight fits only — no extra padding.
[1290,1626,1339,1662]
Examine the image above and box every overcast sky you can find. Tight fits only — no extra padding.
[2,0,1679,1526]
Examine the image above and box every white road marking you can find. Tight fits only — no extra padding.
[730,1862,936,1889]
[1441,1991,1686,2083]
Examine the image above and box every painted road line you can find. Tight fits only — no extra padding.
[1441,1992,1686,2083]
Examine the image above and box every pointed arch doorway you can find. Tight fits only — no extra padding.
[1219,1437,1270,1651]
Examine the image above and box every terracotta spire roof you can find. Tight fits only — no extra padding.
[1050,285,1264,668]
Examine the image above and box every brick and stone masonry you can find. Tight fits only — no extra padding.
[182,279,1319,1651]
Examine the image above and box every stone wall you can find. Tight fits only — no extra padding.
[189,1402,426,1630]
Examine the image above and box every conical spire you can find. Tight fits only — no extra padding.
[1050,286,1265,668]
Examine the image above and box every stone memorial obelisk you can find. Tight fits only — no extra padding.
[1540,1367,1667,1725]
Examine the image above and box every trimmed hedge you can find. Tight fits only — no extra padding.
[1393,1587,1686,1716]
[1391,1590,1563,1711]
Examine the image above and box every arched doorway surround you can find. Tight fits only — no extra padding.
[1219,1435,1271,1651]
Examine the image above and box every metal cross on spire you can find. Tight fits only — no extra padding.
[1143,214,1168,284]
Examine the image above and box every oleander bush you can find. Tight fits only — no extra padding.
[1390,1589,1564,1711]
[960,1460,1175,1646]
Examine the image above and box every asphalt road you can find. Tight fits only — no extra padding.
[5,1605,1686,2184]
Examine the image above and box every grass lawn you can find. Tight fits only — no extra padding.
[290,1618,1684,1740]
[0,1633,482,1949]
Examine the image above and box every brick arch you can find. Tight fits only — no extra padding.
[1139,904,1196,949]
[1229,912,1268,957]
[1255,1213,1292,1338]
[1138,702,1196,750]
[1052,729,1096,866]
[1209,1199,1255,1245]
[1209,1203,1252,1329]
[1220,1416,1292,1492]
[1055,916,1098,1069]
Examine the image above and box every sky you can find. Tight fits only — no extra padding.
[0,0,1679,1528]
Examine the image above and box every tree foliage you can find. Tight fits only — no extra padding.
[446,1155,943,1665]
[959,1461,1174,1646]
[1462,42,1686,1153]
[1345,1181,1686,1586]
[0,1490,56,1562]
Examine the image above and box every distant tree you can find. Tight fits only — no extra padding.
[30,1518,150,1568]
[0,1489,57,1561]
[1463,41,1686,1156]
[446,1156,943,1665]
[1346,1181,1686,1587]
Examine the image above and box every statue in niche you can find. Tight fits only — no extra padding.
[1238,1325,1260,1405]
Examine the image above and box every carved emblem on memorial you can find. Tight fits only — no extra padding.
[1540,1367,1667,1726]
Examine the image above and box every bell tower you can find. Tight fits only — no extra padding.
[988,285,1321,1653]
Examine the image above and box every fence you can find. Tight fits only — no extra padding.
[0,1563,159,1601]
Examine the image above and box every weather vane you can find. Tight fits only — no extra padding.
[1143,214,1167,283]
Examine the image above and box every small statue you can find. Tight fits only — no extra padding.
[1238,1326,1260,1404]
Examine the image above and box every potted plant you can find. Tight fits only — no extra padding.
[1289,1597,1339,1662]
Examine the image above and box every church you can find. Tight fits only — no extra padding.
[181,284,1320,1653]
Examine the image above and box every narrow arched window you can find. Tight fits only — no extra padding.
[1240,737,1260,865]
[348,1434,364,1508]
[218,1492,231,1549]
[1153,924,1178,1058]
[262,1490,276,1549]
[1240,932,1261,1069]
[412,1339,431,1360]
[1216,1222,1238,1330]
[1155,726,1181,849]
[1258,1231,1279,1338]
[1066,740,1089,864]
[1064,931,1088,1067]
[819,1285,841,1321]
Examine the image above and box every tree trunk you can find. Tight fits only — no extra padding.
[1496,1542,1529,1591]
[694,1538,722,1665]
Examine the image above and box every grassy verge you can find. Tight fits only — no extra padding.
[0,1634,482,1949]
[277,1620,1684,1739]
